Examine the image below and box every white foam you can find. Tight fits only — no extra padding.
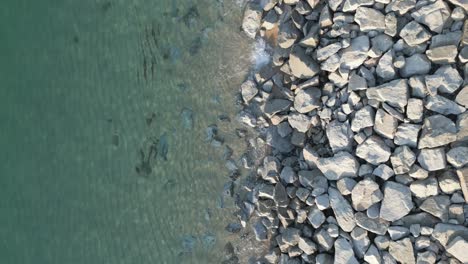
[250,38,271,71]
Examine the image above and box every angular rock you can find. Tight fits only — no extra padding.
[294,87,321,113]
[438,171,461,194]
[351,178,383,211]
[355,212,389,235]
[364,244,382,264]
[351,105,375,132]
[373,164,395,180]
[406,98,423,122]
[326,120,354,154]
[278,20,300,49]
[408,164,429,180]
[380,181,414,221]
[348,72,368,91]
[388,226,410,240]
[394,123,421,148]
[400,21,432,46]
[317,43,343,61]
[308,206,326,228]
[417,148,446,172]
[340,35,370,70]
[288,113,311,133]
[456,167,468,202]
[253,221,268,241]
[356,136,391,165]
[456,85,468,108]
[388,238,415,264]
[447,147,468,169]
[374,109,398,139]
[419,115,457,149]
[242,2,262,39]
[337,177,357,196]
[411,0,451,33]
[458,112,468,141]
[420,195,450,221]
[410,176,439,199]
[282,227,301,246]
[240,80,258,103]
[366,79,409,110]
[426,65,463,94]
[298,237,317,255]
[446,236,468,263]
[400,54,431,78]
[314,228,335,251]
[355,7,386,32]
[426,45,458,64]
[280,166,297,184]
[329,187,356,232]
[391,146,416,174]
[317,151,360,181]
[264,99,292,116]
[377,49,396,80]
[432,223,468,248]
[289,46,320,79]
[274,183,289,207]
[334,238,359,264]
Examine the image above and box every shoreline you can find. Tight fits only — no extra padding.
[227,0,468,263]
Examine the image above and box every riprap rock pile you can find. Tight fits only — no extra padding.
[234,0,468,263]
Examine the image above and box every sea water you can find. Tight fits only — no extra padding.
[0,0,253,263]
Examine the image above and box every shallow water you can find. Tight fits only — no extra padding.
[0,1,253,263]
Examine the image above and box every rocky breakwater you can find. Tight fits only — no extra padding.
[232,0,468,263]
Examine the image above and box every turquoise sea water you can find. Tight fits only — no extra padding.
[0,1,252,263]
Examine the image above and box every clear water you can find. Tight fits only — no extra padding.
[0,0,253,263]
